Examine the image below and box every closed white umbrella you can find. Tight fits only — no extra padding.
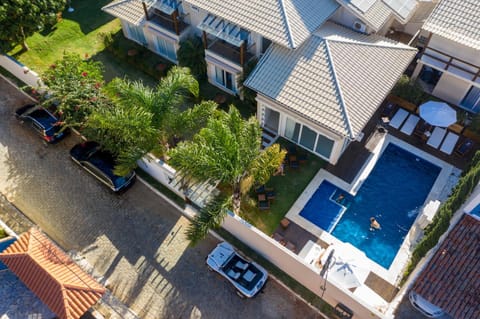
[419,101,457,127]
[323,242,370,289]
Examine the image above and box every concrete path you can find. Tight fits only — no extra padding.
[0,76,323,318]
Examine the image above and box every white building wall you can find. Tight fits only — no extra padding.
[329,7,374,34]
[428,35,480,66]
[431,72,472,107]
[256,94,345,165]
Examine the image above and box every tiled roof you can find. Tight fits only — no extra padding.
[185,0,340,49]
[102,0,154,26]
[0,228,105,319]
[423,0,480,50]
[245,22,416,138]
[336,0,393,30]
[412,214,480,319]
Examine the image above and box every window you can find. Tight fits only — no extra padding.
[215,66,235,91]
[153,36,177,62]
[283,117,334,160]
[461,86,480,112]
[299,125,316,151]
[284,118,300,142]
[126,23,146,45]
[315,135,334,159]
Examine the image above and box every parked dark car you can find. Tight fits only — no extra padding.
[15,104,68,143]
[70,141,136,192]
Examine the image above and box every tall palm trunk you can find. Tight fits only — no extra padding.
[20,26,29,51]
[232,184,242,214]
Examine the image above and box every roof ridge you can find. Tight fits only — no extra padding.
[324,40,354,138]
[278,0,296,49]
[325,38,416,51]
[63,282,106,293]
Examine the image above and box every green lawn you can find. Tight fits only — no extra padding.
[240,138,326,235]
[8,0,121,75]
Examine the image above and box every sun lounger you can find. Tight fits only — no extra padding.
[389,108,409,129]
[381,102,397,118]
[455,138,474,157]
[427,127,447,149]
[400,114,420,135]
[439,132,460,155]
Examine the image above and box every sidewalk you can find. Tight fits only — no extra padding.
[0,193,139,319]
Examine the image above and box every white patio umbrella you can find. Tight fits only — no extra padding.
[323,242,370,289]
[419,101,457,127]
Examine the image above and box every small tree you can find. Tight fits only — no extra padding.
[0,0,66,51]
[178,37,206,80]
[42,53,107,128]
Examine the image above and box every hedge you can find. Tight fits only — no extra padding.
[401,151,480,284]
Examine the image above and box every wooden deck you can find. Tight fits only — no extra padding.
[272,95,479,301]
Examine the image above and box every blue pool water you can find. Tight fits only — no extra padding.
[0,237,16,270]
[300,144,441,268]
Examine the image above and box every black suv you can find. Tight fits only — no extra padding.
[70,141,136,192]
[15,104,68,143]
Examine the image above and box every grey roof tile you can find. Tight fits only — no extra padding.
[336,0,393,30]
[186,0,340,49]
[102,0,154,26]
[245,22,416,138]
[423,0,480,50]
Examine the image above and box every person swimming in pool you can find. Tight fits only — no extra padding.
[370,217,381,231]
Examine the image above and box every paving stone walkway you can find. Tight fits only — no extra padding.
[0,75,324,319]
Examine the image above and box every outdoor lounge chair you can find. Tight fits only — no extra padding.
[285,241,296,253]
[427,127,447,149]
[389,108,409,129]
[455,138,474,157]
[439,132,460,155]
[381,102,397,118]
[258,195,270,210]
[400,114,420,135]
[289,155,299,168]
[413,120,433,139]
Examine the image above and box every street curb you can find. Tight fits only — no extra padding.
[137,177,329,319]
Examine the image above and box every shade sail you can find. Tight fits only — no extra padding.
[198,14,249,47]
[419,101,457,127]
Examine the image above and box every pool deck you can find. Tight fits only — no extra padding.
[326,100,476,184]
[275,99,468,310]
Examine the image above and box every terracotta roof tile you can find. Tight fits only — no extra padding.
[412,214,480,319]
[0,228,105,319]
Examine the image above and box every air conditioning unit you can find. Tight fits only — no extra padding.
[352,20,367,33]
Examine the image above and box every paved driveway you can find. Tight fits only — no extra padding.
[0,76,322,319]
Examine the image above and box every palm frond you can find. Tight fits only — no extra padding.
[186,195,232,246]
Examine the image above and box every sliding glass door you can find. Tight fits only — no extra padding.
[284,117,334,160]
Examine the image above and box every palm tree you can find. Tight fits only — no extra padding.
[86,66,216,175]
[168,106,286,245]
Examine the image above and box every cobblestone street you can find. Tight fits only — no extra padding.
[0,76,323,318]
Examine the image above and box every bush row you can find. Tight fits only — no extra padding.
[401,150,480,284]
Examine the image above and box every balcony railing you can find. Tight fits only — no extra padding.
[421,46,480,83]
[149,9,189,36]
[207,40,254,67]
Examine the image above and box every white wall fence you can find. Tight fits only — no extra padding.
[139,154,386,319]
[0,54,45,90]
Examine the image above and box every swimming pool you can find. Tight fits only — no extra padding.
[299,144,441,268]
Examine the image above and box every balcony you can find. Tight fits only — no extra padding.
[207,40,254,67]
[149,9,189,36]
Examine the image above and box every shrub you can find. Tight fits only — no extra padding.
[41,53,109,128]
[392,75,433,106]
[401,150,480,284]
